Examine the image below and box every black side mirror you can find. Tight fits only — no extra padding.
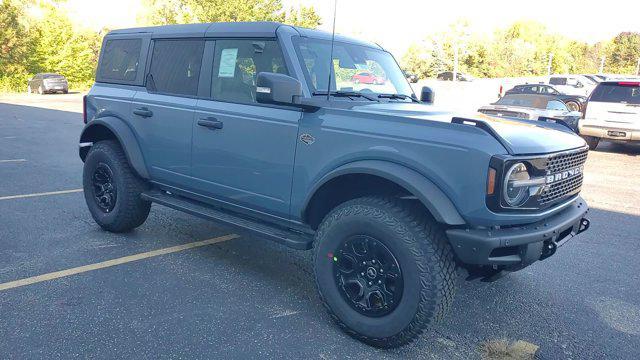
[256,72,303,106]
[420,86,435,104]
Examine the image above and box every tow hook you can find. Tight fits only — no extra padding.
[577,218,590,234]
[540,240,557,261]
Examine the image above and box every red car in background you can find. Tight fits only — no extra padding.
[351,71,386,85]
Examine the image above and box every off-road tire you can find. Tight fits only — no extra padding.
[83,140,150,232]
[581,135,599,150]
[313,196,457,348]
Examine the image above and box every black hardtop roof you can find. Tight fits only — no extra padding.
[107,21,382,49]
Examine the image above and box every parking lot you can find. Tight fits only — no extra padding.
[1,92,639,359]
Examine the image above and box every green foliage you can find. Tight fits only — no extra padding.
[138,0,321,27]
[401,20,640,79]
[0,0,34,91]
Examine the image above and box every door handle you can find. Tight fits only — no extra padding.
[197,117,224,130]
[133,107,153,117]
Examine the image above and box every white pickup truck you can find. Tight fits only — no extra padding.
[579,80,640,149]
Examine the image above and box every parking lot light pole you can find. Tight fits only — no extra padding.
[599,56,606,74]
[636,58,640,76]
[453,46,458,83]
[547,53,553,76]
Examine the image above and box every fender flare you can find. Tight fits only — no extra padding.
[79,117,149,179]
[303,160,466,226]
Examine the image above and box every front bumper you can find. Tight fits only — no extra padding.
[446,196,589,269]
[579,124,640,141]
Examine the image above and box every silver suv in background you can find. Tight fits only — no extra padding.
[579,80,640,149]
[27,73,69,94]
[549,75,597,97]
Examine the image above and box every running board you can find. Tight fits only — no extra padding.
[141,190,314,250]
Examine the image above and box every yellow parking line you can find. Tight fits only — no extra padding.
[0,234,240,292]
[0,189,83,201]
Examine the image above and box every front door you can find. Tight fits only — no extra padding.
[191,39,301,218]
[130,38,205,186]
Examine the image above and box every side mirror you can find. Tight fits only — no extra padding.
[256,72,302,106]
[420,86,435,104]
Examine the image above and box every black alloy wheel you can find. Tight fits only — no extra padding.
[332,235,403,317]
[92,163,117,213]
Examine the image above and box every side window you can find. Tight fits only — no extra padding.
[148,39,204,97]
[98,39,142,83]
[211,40,288,104]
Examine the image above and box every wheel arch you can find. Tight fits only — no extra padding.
[79,118,149,179]
[302,160,466,229]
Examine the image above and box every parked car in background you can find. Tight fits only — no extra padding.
[351,71,386,85]
[548,75,596,97]
[437,71,474,81]
[579,80,640,149]
[478,93,584,133]
[581,74,603,84]
[402,70,419,83]
[27,73,69,94]
[505,84,586,112]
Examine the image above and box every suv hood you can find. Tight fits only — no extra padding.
[352,102,586,155]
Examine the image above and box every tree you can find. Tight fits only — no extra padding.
[0,0,34,91]
[138,0,321,28]
[606,32,640,74]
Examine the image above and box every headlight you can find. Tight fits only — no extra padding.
[503,162,531,207]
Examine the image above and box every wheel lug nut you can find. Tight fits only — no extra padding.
[378,280,382,284]
[372,260,376,264]
[361,272,365,276]
[368,282,372,286]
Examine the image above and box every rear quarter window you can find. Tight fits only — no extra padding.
[590,83,640,104]
[97,38,142,83]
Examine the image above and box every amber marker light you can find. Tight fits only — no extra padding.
[487,168,497,195]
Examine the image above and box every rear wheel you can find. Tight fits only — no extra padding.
[565,100,581,112]
[313,197,457,348]
[83,140,151,232]
[581,135,600,150]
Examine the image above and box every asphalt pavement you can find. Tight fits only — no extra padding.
[0,93,638,359]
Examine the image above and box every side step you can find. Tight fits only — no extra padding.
[141,190,314,250]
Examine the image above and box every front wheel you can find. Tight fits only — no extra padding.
[581,135,600,150]
[313,197,457,348]
[83,140,151,232]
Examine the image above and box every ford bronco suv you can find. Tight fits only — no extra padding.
[79,22,591,348]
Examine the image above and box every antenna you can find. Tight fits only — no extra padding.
[326,0,338,101]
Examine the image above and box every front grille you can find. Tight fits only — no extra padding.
[539,147,589,206]
[545,148,588,173]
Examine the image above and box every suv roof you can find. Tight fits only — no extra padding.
[107,21,382,49]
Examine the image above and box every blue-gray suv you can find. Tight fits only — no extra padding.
[79,22,591,348]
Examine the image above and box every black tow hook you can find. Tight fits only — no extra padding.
[540,241,557,261]
[577,218,590,234]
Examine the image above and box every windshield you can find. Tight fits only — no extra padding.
[292,37,414,98]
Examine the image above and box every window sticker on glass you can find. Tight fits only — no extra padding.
[218,48,238,78]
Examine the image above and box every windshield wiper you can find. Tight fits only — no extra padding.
[312,90,379,102]
[378,93,420,103]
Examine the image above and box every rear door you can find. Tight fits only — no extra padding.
[130,38,205,187]
[191,38,301,218]
[586,82,640,127]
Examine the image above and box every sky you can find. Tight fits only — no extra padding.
[61,0,640,57]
